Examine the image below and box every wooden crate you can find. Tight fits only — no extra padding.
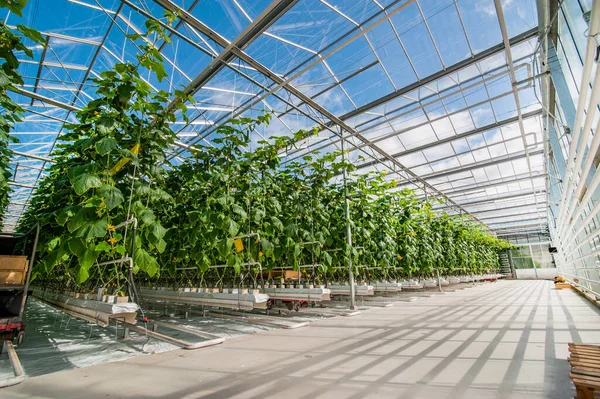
[0,270,25,285]
[268,270,301,280]
[0,256,28,271]
[555,283,571,289]
[0,256,28,285]
[568,343,600,398]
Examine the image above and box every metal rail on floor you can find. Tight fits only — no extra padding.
[0,341,25,388]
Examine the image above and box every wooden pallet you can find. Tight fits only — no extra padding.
[555,283,572,289]
[569,343,600,398]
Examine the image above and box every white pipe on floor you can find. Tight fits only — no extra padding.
[0,341,26,388]
[555,0,600,232]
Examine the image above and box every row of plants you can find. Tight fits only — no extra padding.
[0,0,45,228]
[14,16,510,296]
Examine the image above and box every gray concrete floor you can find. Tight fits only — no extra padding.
[3,280,599,399]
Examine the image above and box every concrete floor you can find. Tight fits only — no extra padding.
[3,280,599,399]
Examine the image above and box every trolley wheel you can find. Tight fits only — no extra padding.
[286,302,294,311]
[16,331,24,345]
[301,301,309,308]
[293,302,300,312]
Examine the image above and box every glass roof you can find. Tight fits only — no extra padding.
[1,0,547,238]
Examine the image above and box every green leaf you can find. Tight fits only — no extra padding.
[16,24,45,45]
[217,238,233,258]
[323,251,332,267]
[260,238,274,257]
[227,254,241,274]
[138,208,155,225]
[156,238,167,254]
[231,204,247,219]
[76,266,90,284]
[96,117,118,134]
[77,218,108,239]
[68,167,102,195]
[224,217,239,237]
[95,241,111,252]
[67,207,93,233]
[0,0,27,17]
[134,248,159,277]
[95,137,118,155]
[115,245,126,256]
[79,247,99,271]
[98,185,124,210]
[147,221,167,244]
[68,238,86,258]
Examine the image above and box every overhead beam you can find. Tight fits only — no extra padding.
[429,174,546,198]
[465,202,546,215]
[397,149,544,186]
[434,190,546,208]
[156,0,299,114]
[10,87,80,112]
[355,110,542,171]
[11,151,54,163]
[485,216,548,225]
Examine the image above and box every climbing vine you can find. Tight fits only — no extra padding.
[0,0,44,228]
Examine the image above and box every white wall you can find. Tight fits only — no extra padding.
[515,268,558,280]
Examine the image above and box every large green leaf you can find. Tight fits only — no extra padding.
[217,238,233,258]
[260,238,274,257]
[227,254,241,274]
[55,207,74,226]
[68,167,102,195]
[96,117,118,134]
[134,248,159,277]
[67,207,94,233]
[147,221,167,244]
[0,0,28,17]
[77,218,108,239]
[138,208,155,225]
[95,137,118,155]
[78,247,99,273]
[16,24,45,44]
[98,184,124,209]
[76,266,90,284]
[68,237,86,258]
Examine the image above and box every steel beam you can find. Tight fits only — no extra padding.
[9,87,80,112]
[397,149,544,186]
[354,110,542,171]
[487,217,548,226]
[428,174,546,198]
[478,210,547,223]
[156,0,298,114]
[11,151,54,163]
[434,190,546,208]
[466,202,546,215]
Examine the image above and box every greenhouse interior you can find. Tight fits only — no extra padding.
[0,0,599,397]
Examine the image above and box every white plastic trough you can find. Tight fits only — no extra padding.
[447,277,461,285]
[33,289,139,326]
[398,280,424,290]
[262,287,331,302]
[328,284,375,296]
[373,281,403,293]
[140,288,270,311]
